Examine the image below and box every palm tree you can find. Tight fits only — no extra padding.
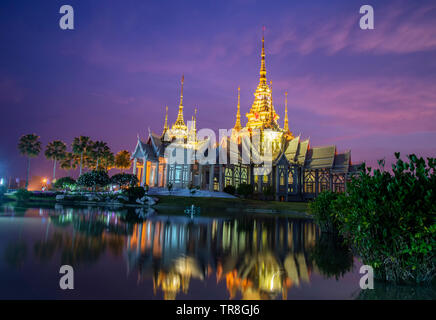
[45,140,67,181]
[101,148,115,171]
[114,150,131,173]
[59,152,79,172]
[91,141,108,170]
[17,134,42,189]
[72,136,92,176]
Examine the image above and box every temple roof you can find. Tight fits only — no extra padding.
[333,150,351,173]
[304,145,336,169]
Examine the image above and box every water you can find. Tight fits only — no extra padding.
[0,203,434,300]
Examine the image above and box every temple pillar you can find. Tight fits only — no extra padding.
[275,166,279,201]
[219,165,224,192]
[141,157,147,186]
[198,165,203,189]
[209,164,214,192]
[165,164,170,188]
[329,169,333,191]
[132,158,137,175]
[154,162,159,187]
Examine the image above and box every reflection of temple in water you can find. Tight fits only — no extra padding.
[126,216,319,300]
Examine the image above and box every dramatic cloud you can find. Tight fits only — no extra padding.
[270,2,436,56]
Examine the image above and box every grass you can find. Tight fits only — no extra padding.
[153,195,309,213]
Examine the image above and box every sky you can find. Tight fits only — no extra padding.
[0,0,435,181]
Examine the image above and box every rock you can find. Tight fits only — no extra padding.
[117,195,129,202]
[146,196,157,206]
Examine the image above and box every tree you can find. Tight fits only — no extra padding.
[90,141,109,171]
[77,170,110,191]
[100,148,115,171]
[45,140,67,181]
[72,136,92,176]
[59,152,80,172]
[53,177,76,191]
[17,134,42,189]
[114,150,131,173]
[110,173,138,188]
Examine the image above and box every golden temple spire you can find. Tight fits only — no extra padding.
[234,87,242,131]
[172,74,187,131]
[180,74,184,106]
[193,107,197,131]
[164,105,168,130]
[269,80,274,121]
[284,91,289,132]
[259,27,267,84]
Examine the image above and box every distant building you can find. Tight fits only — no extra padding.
[131,33,361,201]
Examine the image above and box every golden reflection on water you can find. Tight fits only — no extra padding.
[1,204,320,300]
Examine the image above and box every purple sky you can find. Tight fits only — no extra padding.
[1,0,435,180]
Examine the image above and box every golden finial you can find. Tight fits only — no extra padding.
[260,27,267,84]
[173,75,187,130]
[164,106,168,130]
[180,74,184,106]
[270,80,274,121]
[284,91,289,132]
[234,86,242,131]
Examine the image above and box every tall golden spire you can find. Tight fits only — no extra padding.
[164,105,168,130]
[162,105,169,138]
[284,91,289,132]
[259,28,267,84]
[172,75,187,131]
[193,107,197,131]
[245,29,279,131]
[269,80,274,122]
[234,87,242,131]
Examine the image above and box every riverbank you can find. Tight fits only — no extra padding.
[153,195,310,217]
[2,192,311,218]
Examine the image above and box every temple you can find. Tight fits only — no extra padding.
[131,33,361,201]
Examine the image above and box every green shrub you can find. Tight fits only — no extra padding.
[15,189,31,202]
[236,183,254,198]
[223,185,236,195]
[53,177,76,190]
[77,170,110,190]
[127,186,146,202]
[309,191,342,233]
[337,153,436,284]
[110,173,138,188]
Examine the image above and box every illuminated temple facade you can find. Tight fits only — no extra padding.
[131,34,361,201]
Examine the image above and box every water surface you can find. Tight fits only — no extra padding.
[0,203,434,300]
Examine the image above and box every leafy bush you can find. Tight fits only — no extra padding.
[127,186,146,202]
[53,177,76,190]
[15,189,31,202]
[336,153,436,284]
[236,183,254,198]
[77,170,110,190]
[110,173,138,188]
[309,191,342,233]
[223,185,236,195]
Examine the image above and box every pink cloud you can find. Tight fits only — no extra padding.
[270,3,436,56]
[276,75,436,134]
